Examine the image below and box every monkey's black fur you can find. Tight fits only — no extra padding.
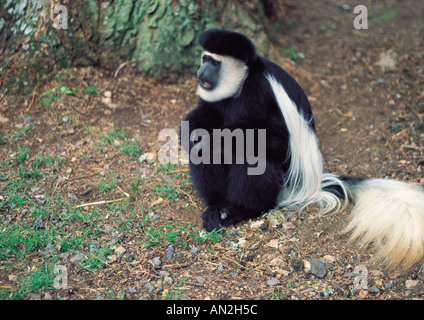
[182,29,321,231]
[198,29,257,64]
[180,29,424,270]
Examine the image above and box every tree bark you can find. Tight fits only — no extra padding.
[0,0,287,94]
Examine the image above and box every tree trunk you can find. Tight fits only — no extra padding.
[0,0,287,94]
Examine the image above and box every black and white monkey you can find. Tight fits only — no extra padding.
[181,28,424,269]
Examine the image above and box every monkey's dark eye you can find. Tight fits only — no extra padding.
[211,59,221,67]
[202,55,221,68]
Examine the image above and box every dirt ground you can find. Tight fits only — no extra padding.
[0,0,423,300]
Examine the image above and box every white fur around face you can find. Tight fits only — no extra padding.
[197,51,249,102]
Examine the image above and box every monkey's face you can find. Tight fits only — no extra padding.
[197,51,249,102]
[197,54,221,91]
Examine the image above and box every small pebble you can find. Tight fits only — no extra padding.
[163,276,173,286]
[323,255,336,264]
[191,247,200,254]
[152,257,161,268]
[267,278,281,286]
[60,251,70,260]
[285,211,295,220]
[303,260,311,273]
[126,254,135,262]
[166,245,175,261]
[229,230,238,237]
[38,249,49,256]
[310,258,327,278]
[34,218,43,229]
[405,279,420,290]
[291,259,303,271]
[282,222,295,230]
[89,243,98,253]
[67,193,79,203]
[69,253,85,264]
[321,287,333,297]
[45,242,54,250]
[370,285,380,294]
[144,283,155,293]
[22,115,31,122]
[115,246,126,255]
[128,288,137,294]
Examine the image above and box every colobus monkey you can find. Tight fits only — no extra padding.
[181,28,424,269]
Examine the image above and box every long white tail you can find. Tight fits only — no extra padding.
[267,74,424,269]
[342,179,424,269]
[267,75,349,215]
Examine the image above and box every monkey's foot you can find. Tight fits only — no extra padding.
[202,208,229,232]
[202,207,263,231]
[220,206,263,227]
